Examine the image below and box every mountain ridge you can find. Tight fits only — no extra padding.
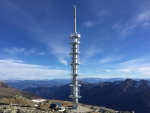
[0,82,39,99]
[24,79,150,113]
[3,78,127,90]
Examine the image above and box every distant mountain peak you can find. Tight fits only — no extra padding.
[78,80,91,85]
[125,78,134,82]
[0,82,39,99]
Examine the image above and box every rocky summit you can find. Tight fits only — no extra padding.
[0,82,8,88]
[0,96,54,113]
[0,82,39,99]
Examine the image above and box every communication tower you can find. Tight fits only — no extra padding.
[69,5,81,109]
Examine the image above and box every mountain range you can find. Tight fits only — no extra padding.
[24,79,150,113]
[3,78,136,90]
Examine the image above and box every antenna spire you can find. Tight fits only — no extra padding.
[73,5,76,33]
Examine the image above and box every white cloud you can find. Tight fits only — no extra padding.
[83,8,110,28]
[26,27,70,65]
[24,48,36,55]
[138,67,150,72]
[49,43,69,65]
[99,56,123,64]
[138,67,150,75]
[143,22,150,26]
[103,70,110,72]
[84,47,97,59]
[21,16,70,65]
[1,1,70,65]
[83,21,97,28]
[120,59,143,65]
[116,69,131,73]
[113,11,150,37]
[117,58,150,75]
[58,58,67,66]
[4,47,47,56]
[137,11,150,22]
[4,47,25,55]
[0,59,69,80]
[36,52,46,56]
[81,46,98,64]
[50,43,69,58]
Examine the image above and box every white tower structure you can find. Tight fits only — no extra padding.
[69,5,81,109]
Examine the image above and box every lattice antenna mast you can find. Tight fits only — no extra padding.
[69,5,81,109]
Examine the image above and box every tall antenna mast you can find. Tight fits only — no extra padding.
[69,5,81,109]
[73,5,76,33]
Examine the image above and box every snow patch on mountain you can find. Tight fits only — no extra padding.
[135,82,141,87]
[114,81,120,85]
[147,82,150,86]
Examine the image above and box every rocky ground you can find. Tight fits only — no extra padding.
[0,105,54,113]
[0,95,134,113]
[0,95,59,113]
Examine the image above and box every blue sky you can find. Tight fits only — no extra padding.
[0,0,150,80]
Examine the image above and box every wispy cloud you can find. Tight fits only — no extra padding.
[4,47,46,56]
[27,26,70,65]
[0,59,69,80]
[35,52,46,56]
[1,1,69,65]
[49,42,69,65]
[137,11,150,22]
[120,59,144,65]
[116,58,150,75]
[81,46,98,64]
[83,9,109,28]
[58,58,67,66]
[99,55,123,64]
[83,21,98,28]
[103,70,110,72]
[4,47,25,55]
[24,48,36,55]
[138,67,150,74]
[112,10,150,37]
[116,69,131,73]
[84,47,97,59]
[98,9,110,17]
